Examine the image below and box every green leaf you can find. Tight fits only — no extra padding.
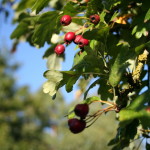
[46,53,63,70]
[145,8,150,21]
[61,71,78,76]
[132,25,138,35]
[119,109,150,126]
[43,44,57,58]
[128,90,150,110]
[65,75,80,92]
[11,16,37,39]
[134,41,150,54]
[73,51,87,67]
[110,11,119,22]
[83,26,109,43]
[43,70,63,82]
[100,11,106,23]
[109,43,134,87]
[119,90,150,127]
[119,90,150,125]
[86,0,103,16]
[63,2,81,16]
[68,107,75,119]
[43,70,63,96]
[32,0,50,14]
[43,80,57,96]
[98,79,113,100]
[32,11,60,47]
[16,0,35,11]
[84,96,100,104]
[72,49,104,74]
[11,22,29,39]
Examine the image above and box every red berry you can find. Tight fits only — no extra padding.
[60,15,72,26]
[90,14,100,25]
[54,44,65,55]
[64,32,76,44]
[74,104,89,119]
[78,38,89,48]
[74,35,83,44]
[68,118,86,134]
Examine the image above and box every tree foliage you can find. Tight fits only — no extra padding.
[1,0,150,149]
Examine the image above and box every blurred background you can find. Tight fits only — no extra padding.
[0,1,143,150]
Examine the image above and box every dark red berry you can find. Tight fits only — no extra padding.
[60,15,72,26]
[74,104,89,119]
[54,44,65,55]
[78,38,89,48]
[64,32,76,44]
[68,118,86,134]
[90,14,100,25]
[74,35,83,44]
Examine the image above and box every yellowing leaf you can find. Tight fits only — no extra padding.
[113,14,133,24]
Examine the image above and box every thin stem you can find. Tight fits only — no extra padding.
[98,51,108,68]
[92,99,115,106]
[81,72,108,76]
[140,129,150,133]
[86,113,102,128]
[72,17,90,20]
[64,110,74,117]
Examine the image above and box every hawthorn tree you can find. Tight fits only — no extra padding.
[2,0,150,149]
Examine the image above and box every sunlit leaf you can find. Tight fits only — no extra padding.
[145,8,150,21]
[84,96,100,104]
[109,43,132,87]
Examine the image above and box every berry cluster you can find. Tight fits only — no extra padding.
[68,103,89,134]
[67,99,117,134]
[54,14,100,55]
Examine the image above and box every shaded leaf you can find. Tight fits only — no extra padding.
[98,79,113,100]
[109,43,133,87]
[128,90,150,110]
[83,26,109,43]
[134,41,150,54]
[32,0,50,14]
[11,16,37,39]
[32,11,60,47]
[16,0,35,11]
[65,75,80,92]
[63,2,81,16]
[119,109,150,127]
